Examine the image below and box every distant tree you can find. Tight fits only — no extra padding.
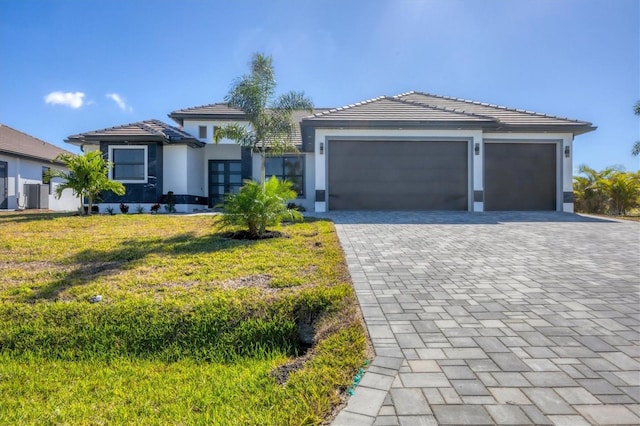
[214,52,313,183]
[574,165,640,215]
[633,100,640,156]
[48,151,125,215]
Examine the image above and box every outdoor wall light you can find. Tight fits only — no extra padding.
[564,146,570,158]
[319,142,324,155]
[474,143,480,155]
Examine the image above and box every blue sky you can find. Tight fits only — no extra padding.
[1,0,638,172]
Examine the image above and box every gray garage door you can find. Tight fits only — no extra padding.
[328,140,468,210]
[484,143,557,211]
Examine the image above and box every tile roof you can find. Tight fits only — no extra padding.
[303,91,595,135]
[168,103,246,125]
[66,119,203,147]
[0,123,73,164]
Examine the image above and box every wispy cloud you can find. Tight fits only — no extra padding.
[44,91,85,108]
[106,93,133,112]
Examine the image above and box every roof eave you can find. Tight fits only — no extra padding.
[168,112,247,122]
[0,149,67,165]
[300,119,497,129]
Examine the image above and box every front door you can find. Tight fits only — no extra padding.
[208,160,242,207]
[0,161,7,209]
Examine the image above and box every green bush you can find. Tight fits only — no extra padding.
[218,176,303,238]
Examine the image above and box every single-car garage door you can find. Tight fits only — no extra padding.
[328,140,468,210]
[484,143,557,211]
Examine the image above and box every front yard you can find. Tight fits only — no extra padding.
[0,213,367,425]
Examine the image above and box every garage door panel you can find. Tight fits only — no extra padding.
[485,143,556,211]
[328,140,468,211]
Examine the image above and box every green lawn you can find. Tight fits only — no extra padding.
[0,213,367,425]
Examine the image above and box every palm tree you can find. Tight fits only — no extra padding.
[573,165,615,213]
[633,100,640,156]
[599,171,640,215]
[214,53,313,183]
[48,151,125,215]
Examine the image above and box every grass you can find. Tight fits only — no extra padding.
[0,212,367,425]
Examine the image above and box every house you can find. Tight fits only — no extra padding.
[0,124,80,211]
[65,91,596,213]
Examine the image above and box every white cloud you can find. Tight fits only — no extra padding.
[44,91,85,108]
[106,93,133,112]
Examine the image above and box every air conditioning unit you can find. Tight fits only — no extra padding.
[24,184,49,209]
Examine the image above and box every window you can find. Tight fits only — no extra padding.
[265,155,305,196]
[109,146,147,183]
[198,126,207,139]
[42,166,51,194]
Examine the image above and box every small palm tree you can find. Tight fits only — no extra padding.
[600,171,640,215]
[214,52,313,183]
[48,151,125,215]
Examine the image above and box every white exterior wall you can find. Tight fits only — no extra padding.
[182,120,251,145]
[0,154,80,211]
[163,145,188,194]
[313,128,482,213]
[483,132,573,212]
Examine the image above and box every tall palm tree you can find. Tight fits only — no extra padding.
[633,100,640,156]
[214,53,313,183]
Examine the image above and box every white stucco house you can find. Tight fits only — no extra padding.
[0,124,80,211]
[65,91,595,213]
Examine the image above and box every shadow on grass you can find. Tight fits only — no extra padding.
[31,231,258,301]
[0,211,77,224]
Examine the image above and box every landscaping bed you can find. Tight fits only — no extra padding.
[0,213,367,425]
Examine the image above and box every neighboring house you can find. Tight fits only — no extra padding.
[0,124,80,211]
[65,91,595,213]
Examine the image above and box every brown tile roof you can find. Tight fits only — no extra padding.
[0,123,73,164]
[168,104,329,147]
[168,103,246,125]
[66,119,203,147]
[303,91,595,135]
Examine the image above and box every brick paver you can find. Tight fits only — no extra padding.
[328,212,640,425]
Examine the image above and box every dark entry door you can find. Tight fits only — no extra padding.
[208,160,242,207]
[0,161,7,209]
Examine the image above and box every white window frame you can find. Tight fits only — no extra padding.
[108,145,148,184]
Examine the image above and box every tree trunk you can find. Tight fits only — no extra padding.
[86,194,93,216]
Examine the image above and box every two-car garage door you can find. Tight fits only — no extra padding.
[327,140,558,211]
[328,140,468,210]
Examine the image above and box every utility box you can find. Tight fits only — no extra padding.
[24,184,49,209]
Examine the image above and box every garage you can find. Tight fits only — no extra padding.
[484,143,557,211]
[328,140,468,210]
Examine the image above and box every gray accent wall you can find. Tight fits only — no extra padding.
[100,142,164,204]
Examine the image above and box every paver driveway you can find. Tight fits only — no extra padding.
[327,212,640,426]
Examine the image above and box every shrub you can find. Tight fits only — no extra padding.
[150,203,161,213]
[119,203,129,214]
[135,205,145,214]
[218,177,303,238]
[164,191,176,213]
[106,206,115,215]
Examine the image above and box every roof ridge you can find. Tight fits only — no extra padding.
[404,91,587,124]
[387,97,497,122]
[309,95,387,118]
[137,120,169,138]
[171,102,243,113]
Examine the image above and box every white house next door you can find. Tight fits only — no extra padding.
[0,161,7,209]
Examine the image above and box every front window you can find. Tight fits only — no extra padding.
[109,146,147,183]
[198,126,207,139]
[265,155,304,196]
